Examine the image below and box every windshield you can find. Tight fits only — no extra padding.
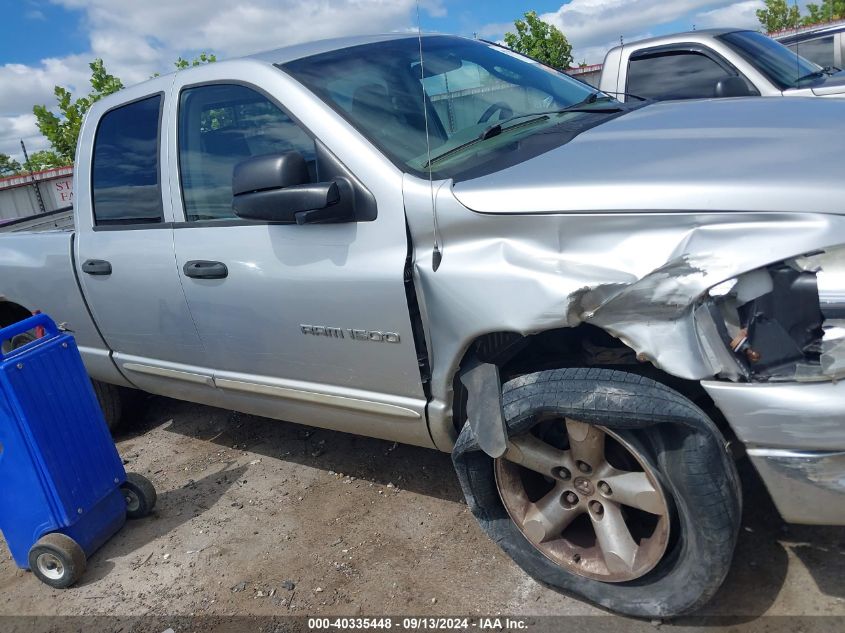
[718,30,822,90]
[282,36,603,178]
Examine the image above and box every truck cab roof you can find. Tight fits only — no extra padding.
[604,28,747,55]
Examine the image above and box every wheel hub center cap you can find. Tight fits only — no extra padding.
[574,476,594,496]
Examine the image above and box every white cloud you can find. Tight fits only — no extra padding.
[540,0,719,51]
[52,0,445,57]
[0,113,49,160]
[480,1,775,65]
[1,0,445,161]
[694,1,764,30]
[0,54,92,160]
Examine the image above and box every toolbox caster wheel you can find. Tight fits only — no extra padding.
[121,472,157,519]
[28,533,86,589]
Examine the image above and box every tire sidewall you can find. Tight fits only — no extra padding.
[122,473,157,519]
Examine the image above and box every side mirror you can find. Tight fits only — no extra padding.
[232,152,355,225]
[715,76,755,98]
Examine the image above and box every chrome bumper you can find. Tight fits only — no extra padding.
[702,380,845,525]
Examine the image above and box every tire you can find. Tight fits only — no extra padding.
[92,380,124,432]
[28,533,87,589]
[121,472,157,519]
[452,368,741,618]
[5,327,132,433]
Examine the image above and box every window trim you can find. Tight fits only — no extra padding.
[626,43,758,99]
[174,79,319,225]
[90,91,166,231]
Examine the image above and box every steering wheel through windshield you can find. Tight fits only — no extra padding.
[477,101,514,124]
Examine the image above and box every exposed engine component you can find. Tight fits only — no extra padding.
[701,247,845,383]
[736,266,823,377]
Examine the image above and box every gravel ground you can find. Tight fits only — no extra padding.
[0,395,843,630]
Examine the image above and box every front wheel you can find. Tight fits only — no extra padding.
[453,368,741,618]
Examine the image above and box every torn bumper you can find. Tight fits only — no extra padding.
[703,379,845,525]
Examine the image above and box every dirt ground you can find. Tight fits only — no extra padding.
[1,395,844,630]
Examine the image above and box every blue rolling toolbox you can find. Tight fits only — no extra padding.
[0,314,156,588]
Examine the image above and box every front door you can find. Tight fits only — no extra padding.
[167,80,429,445]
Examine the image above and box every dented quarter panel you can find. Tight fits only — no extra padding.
[403,174,845,449]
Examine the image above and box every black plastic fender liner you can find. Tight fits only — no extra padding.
[459,360,509,458]
[451,368,742,617]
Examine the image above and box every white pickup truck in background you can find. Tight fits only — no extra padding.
[599,27,845,101]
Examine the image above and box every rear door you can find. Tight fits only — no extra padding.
[166,70,430,446]
[74,84,221,404]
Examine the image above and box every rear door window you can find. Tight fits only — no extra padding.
[91,95,163,225]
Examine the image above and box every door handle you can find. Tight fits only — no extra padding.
[184,260,228,279]
[81,259,112,276]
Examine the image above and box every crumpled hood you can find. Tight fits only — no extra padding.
[452,97,845,215]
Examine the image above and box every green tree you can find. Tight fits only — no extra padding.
[0,153,22,176]
[22,150,66,172]
[152,52,216,78]
[32,58,124,163]
[757,0,802,32]
[504,11,573,69]
[804,1,845,24]
[174,52,217,69]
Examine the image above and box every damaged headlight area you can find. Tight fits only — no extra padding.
[695,246,845,383]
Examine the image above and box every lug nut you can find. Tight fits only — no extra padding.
[576,460,592,474]
[589,500,604,515]
[553,466,571,481]
[562,491,579,506]
[598,481,612,495]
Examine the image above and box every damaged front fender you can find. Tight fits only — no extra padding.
[402,176,845,449]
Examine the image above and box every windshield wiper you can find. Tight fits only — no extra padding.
[794,66,840,85]
[479,93,624,140]
[424,95,623,169]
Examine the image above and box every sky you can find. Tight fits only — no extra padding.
[0,0,781,162]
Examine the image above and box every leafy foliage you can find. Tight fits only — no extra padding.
[504,11,573,70]
[803,0,845,25]
[0,153,22,176]
[758,0,845,30]
[33,52,217,163]
[756,0,802,32]
[32,59,123,163]
[175,52,217,69]
[22,150,66,172]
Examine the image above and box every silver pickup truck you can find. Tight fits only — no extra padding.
[599,28,845,101]
[1,34,844,617]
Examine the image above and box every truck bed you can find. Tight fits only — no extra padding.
[0,209,74,234]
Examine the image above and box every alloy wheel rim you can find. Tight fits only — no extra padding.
[495,418,671,583]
